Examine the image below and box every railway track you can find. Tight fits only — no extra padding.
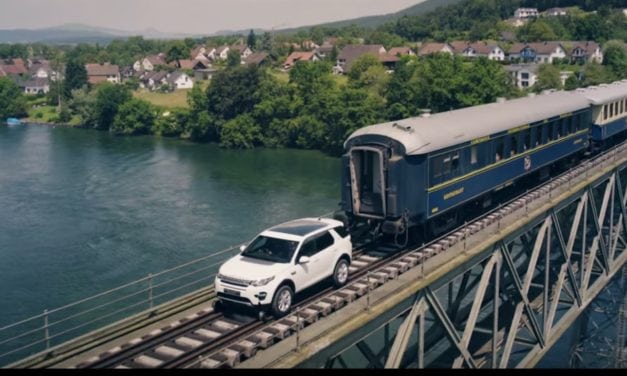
[76,142,626,369]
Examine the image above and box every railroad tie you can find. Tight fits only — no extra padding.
[358,255,379,263]
[383,266,399,279]
[174,336,203,349]
[233,340,258,358]
[311,301,333,316]
[267,323,291,339]
[249,331,274,349]
[336,289,358,303]
[133,355,163,368]
[199,357,221,368]
[217,347,241,367]
[193,328,221,340]
[212,320,238,332]
[154,345,184,358]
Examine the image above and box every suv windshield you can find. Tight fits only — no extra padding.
[241,235,299,263]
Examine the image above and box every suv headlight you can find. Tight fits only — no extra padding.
[250,276,275,287]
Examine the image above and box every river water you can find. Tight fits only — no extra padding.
[0,124,340,327]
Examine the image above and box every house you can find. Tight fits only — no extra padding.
[301,40,320,51]
[545,8,567,17]
[0,58,28,76]
[230,44,253,59]
[569,41,603,64]
[166,71,193,90]
[215,46,230,60]
[335,44,386,74]
[379,53,400,72]
[28,61,53,79]
[170,59,196,70]
[283,51,319,70]
[139,71,168,90]
[388,47,415,57]
[133,54,167,72]
[514,8,539,19]
[508,42,566,64]
[451,41,506,61]
[190,45,217,62]
[315,38,337,58]
[85,63,120,85]
[417,42,454,56]
[21,77,50,95]
[505,64,540,88]
[244,52,269,67]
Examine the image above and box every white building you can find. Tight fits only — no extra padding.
[514,8,539,19]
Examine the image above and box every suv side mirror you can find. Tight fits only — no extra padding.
[239,245,246,253]
[298,256,310,264]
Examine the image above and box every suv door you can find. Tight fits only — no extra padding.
[294,231,336,290]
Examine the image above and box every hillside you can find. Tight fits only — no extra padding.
[279,0,464,32]
[0,23,198,44]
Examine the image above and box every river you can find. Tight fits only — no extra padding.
[0,123,340,327]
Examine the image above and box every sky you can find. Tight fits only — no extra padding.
[0,0,424,34]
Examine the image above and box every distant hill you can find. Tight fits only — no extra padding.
[0,23,199,44]
[278,0,465,33]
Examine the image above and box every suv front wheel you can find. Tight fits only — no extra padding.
[332,259,349,287]
[271,284,294,317]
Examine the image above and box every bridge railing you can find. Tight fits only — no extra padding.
[0,211,340,367]
[0,243,242,367]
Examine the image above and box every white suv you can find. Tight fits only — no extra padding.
[215,217,352,317]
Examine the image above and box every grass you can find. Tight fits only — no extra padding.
[270,70,348,86]
[25,105,57,123]
[133,89,191,109]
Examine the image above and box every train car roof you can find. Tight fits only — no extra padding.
[346,90,591,156]
[576,80,627,105]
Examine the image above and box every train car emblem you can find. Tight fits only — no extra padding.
[524,156,532,171]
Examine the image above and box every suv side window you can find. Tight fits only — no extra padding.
[316,232,334,252]
[333,226,348,238]
[299,232,334,259]
[299,239,317,258]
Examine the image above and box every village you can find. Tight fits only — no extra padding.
[0,6,612,101]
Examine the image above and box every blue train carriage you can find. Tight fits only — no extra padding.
[578,80,627,149]
[342,89,592,237]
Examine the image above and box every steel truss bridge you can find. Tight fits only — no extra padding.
[241,144,627,369]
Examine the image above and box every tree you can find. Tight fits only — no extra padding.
[219,114,262,149]
[260,32,273,52]
[64,56,88,96]
[247,30,257,49]
[226,49,241,68]
[534,64,563,92]
[602,41,627,79]
[94,83,132,130]
[166,41,189,67]
[0,77,27,119]
[206,66,263,121]
[111,98,156,135]
[69,88,97,127]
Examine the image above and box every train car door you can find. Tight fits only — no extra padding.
[349,146,387,219]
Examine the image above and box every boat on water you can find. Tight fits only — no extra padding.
[5,118,21,126]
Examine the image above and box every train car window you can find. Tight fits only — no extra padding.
[451,153,460,175]
[442,155,452,175]
[567,116,575,134]
[610,103,614,118]
[471,146,478,165]
[522,129,530,151]
[621,100,624,114]
[560,118,568,136]
[545,123,552,142]
[494,138,504,162]
[604,105,608,120]
[432,157,443,179]
[510,135,518,157]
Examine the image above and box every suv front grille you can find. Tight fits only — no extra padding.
[219,275,250,287]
